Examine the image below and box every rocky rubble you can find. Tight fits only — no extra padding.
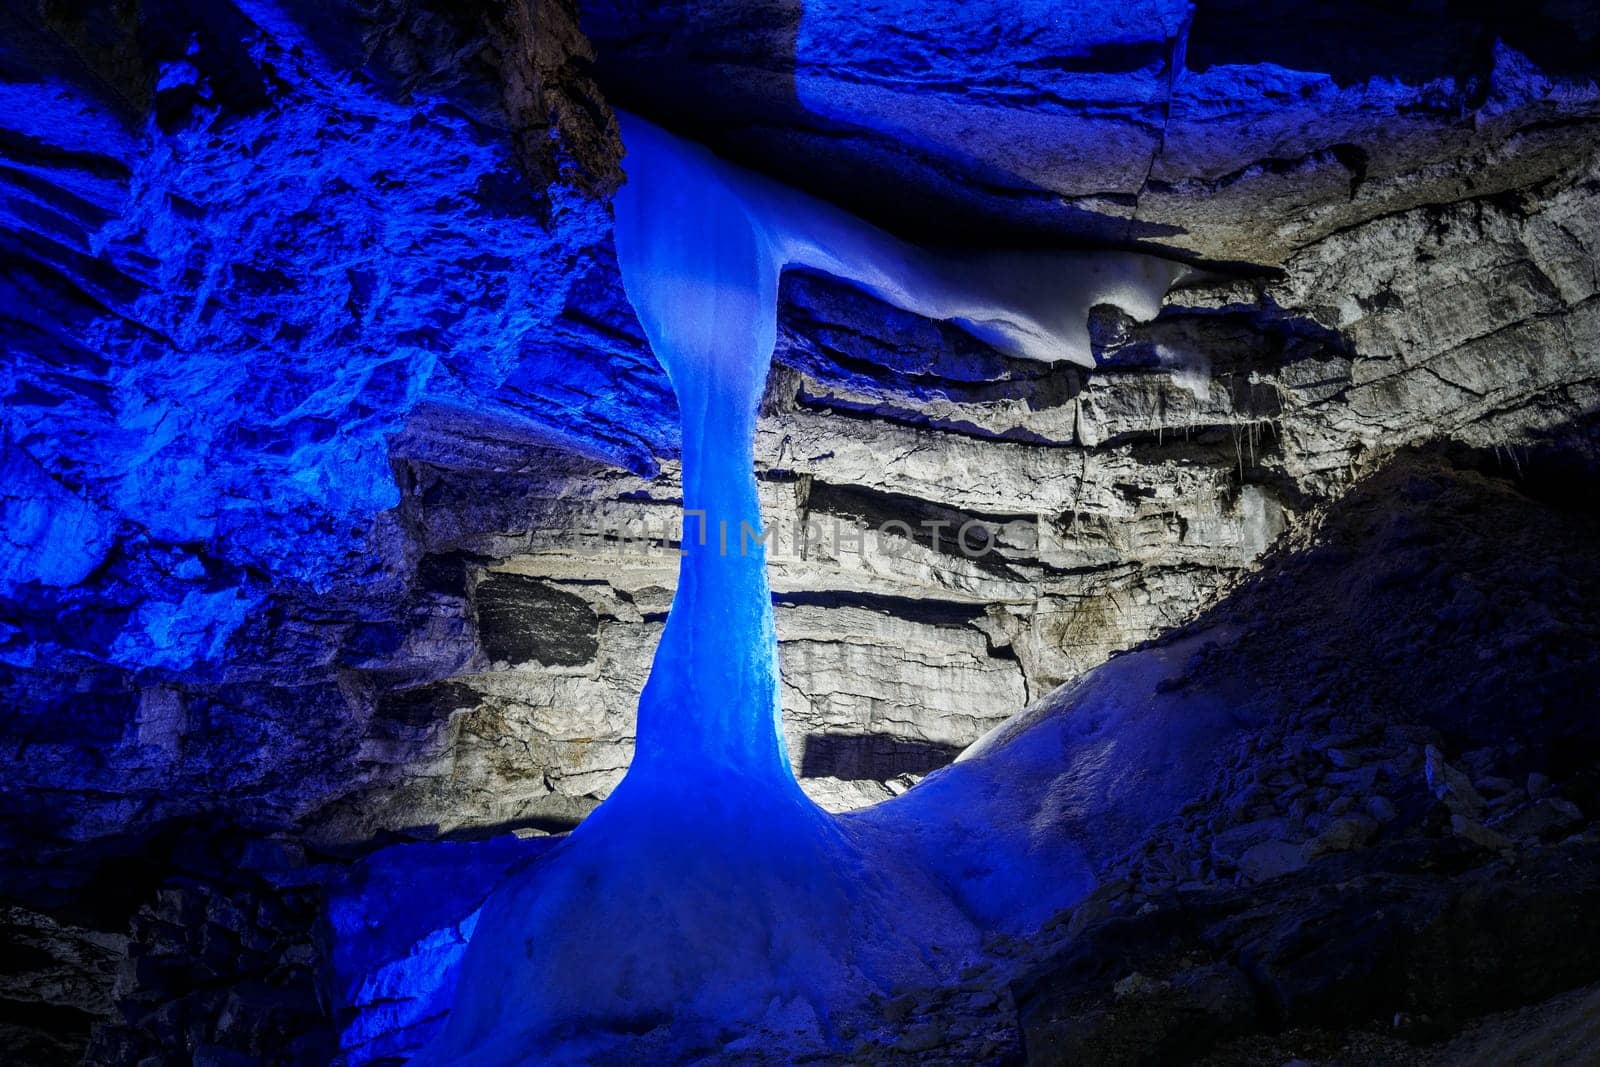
[79,832,333,1067]
[0,907,124,1064]
[834,449,1600,1064]
[0,826,334,1067]
[1017,835,1600,1066]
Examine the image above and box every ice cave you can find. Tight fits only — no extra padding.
[4,2,1600,1065]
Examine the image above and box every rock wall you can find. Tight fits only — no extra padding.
[12,142,1595,867]
[2,1,1600,1061]
[580,0,1600,260]
[327,151,1600,832]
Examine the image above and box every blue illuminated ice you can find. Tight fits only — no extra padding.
[417,116,1194,1062]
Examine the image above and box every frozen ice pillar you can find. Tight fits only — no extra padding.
[610,114,793,781]
[418,115,1186,1063]
[614,110,1186,774]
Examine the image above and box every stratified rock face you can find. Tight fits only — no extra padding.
[581,0,1600,260]
[349,142,1599,830]
[1,1,1600,1059]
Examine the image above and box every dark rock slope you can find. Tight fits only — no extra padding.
[1006,446,1600,1065]
[830,446,1600,1064]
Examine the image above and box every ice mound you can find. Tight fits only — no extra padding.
[421,768,979,1063]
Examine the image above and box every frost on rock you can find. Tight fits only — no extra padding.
[415,117,1191,1061]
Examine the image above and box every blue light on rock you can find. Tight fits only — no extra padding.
[0,14,635,675]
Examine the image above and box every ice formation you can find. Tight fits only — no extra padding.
[418,116,1189,1062]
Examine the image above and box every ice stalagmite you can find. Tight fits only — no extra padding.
[420,115,1186,1062]
[609,113,793,782]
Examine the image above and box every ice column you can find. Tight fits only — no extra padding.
[611,111,1185,781]
[611,114,794,782]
